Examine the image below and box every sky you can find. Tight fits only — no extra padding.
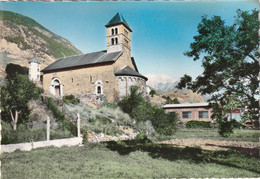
[0,1,258,84]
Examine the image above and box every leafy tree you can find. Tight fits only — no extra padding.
[5,63,28,80]
[149,89,156,97]
[1,74,42,130]
[162,96,180,104]
[177,9,259,129]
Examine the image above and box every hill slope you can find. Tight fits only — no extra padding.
[0,10,82,82]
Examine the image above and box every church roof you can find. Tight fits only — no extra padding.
[42,50,122,73]
[105,12,132,32]
[30,57,40,64]
[114,66,148,81]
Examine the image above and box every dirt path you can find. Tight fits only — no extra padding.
[159,138,260,157]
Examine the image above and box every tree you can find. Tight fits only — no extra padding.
[177,9,259,128]
[149,89,156,97]
[1,74,42,130]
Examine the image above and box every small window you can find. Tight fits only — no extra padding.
[111,38,114,45]
[169,112,176,116]
[90,76,93,83]
[199,111,209,118]
[124,29,128,35]
[111,29,114,35]
[182,111,191,119]
[115,37,118,44]
[37,68,40,72]
[115,28,118,34]
[97,86,101,94]
[37,75,40,80]
[71,78,73,83]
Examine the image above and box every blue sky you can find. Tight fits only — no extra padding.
[0,1,258,82]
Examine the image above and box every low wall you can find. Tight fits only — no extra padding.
[1,137,83,153]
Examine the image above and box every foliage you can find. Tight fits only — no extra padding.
[45,97,77,136]
[5,63,28,80]
[1,74,42,130]
[4,36,32,50]
[162,95,180,104]
[177,9,259,135]
[1,121,73,144]
[149,89,156,97]
[62,94,80,105]
[117,86,145,118]
[118,86,177,136]
[186,121,211,128]
[101,100,118,109]
[218,119,242,137]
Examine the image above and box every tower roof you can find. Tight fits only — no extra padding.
[115,66,148,81]
[30,57,40,64]
[105,12,132,32]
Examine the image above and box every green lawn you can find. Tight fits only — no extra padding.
[167,128,260,142]
[1,142,259,178]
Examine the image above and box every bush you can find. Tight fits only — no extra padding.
[186,121,211,128]
[218,119,241,137]
[118,86,177,136]
[46,97,77,136]
[63,95,80,105]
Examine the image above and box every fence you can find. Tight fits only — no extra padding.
[1,113,83,153]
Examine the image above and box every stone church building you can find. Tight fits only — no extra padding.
[42,13,148,102]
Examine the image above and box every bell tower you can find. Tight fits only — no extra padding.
[105,13,132,54]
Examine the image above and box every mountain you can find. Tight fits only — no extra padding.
[0,10,82,82]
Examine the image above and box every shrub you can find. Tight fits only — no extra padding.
[63,95,80,105]
[218,119,241,137]
[46,97,77,136]
[118,86,177,136]
[186,121,211,128]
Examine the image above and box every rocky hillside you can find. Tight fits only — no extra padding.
[0,10,82,82]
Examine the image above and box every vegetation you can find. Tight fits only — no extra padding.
[118,86,177,136]
[177,9,259,135]
[1,121,73,144]
[45,97,77,136]
[5,63,28,80]
[158,128,260,142]
[149,89,156,97]
[186,121,211,128]
[1,74,42,130]
[63,94,80,105]
[1,143,259,178]
[4,36,32,50]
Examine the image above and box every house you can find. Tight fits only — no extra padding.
[41,13,147,102]
[163,103,213,123]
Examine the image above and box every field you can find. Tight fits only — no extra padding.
[1,137,260,178]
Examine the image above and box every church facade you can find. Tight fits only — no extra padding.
[42,13,148,102]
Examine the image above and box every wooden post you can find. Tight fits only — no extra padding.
[47,117,50,141]
[77,113,81,138]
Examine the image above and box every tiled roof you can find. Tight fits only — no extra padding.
[42,50,122,72]
[105,12,132,32]
[114,66,148,81]
[30,57,40,64]
[163,103,210,109]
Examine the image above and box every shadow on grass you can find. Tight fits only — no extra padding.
[103,138,260,174]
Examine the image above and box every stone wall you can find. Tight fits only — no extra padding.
[43,64,117,101]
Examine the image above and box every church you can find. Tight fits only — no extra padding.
[41,13,148,102]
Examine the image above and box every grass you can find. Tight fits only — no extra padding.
[157,128,260,142]
[1,143,259,178]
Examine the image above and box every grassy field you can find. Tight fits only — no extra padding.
[154,128,260,142]
[1,142,260,178]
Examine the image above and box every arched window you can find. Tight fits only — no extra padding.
[115,37,118,44]
[111,38,114,45]
[115,28,118,34]
[111,29,114,35]
[95,80,103,95]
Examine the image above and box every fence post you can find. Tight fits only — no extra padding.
[47,117,50,141]
[77,112,81,138]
